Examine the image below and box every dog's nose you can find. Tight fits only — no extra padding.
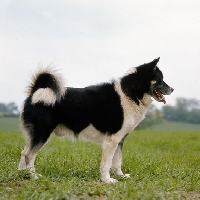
[171,87,174,92]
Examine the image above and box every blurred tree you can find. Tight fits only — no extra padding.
[0,102,19,117]
[7,102,19,114]
[136,104,164,129]
[0,103,8,112]
[162,98,200,124]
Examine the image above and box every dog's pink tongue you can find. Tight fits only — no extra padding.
[163,98,166,104]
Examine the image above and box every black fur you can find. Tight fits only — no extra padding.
[30,73,61,97]
[22,97,57,145]
[21,82,124,148]
[55,84,124,134]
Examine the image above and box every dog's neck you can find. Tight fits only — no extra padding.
[140,94,153,107]
[114,79,152,108]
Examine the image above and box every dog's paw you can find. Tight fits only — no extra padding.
[30,172,42,180]
[121,174,130,178]
[101,177,118,184]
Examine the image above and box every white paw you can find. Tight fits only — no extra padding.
[18,157,28,170]
[30,172,42,180]
[101,177,118,184]
[122,174,130,178]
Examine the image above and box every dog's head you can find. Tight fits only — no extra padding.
[148,58,174,104]
[121,57,174,105]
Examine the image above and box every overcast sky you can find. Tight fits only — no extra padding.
[1,0,200,108]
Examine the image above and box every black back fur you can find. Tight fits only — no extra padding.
[22,82,124,138]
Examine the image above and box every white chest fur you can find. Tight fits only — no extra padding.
[114,80,152,133]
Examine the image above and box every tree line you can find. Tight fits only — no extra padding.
[137,97,200,129]
[0,102,19,117]
[162,98,200,124]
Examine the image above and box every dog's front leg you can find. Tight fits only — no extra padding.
[111,135,130,178]
[100,136,119,183]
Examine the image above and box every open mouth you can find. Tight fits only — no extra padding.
[153,89,166,104]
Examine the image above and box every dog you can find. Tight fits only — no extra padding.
[18,58,173,183]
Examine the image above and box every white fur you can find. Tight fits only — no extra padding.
[54,124,76,141]
[32,88,57,105]
[151,80,157,85]
[111,144,124,175]
[124,67,137,76]
[78,125,104,143]
[18,136,43,180]
[54,124,104,143]
[114,80,152,131]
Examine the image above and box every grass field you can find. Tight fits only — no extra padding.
[1,129,200,199]
[0,118,20,131]
[147,121,200,131]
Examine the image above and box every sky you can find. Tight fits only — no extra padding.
[0,0,200,108]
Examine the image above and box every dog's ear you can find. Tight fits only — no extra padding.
[153,57,160,64]
[151,57,160,69]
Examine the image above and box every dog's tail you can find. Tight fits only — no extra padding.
[27,67,65,106]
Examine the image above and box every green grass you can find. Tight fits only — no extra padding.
[0,118,19,131]
[148,120,200,131]
[1,130,200,199]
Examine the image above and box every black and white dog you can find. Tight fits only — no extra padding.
[18,58,173,183]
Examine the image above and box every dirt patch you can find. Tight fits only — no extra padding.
[176,191,200,199]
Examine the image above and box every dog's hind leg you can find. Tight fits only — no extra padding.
[18,136,34,170]
[19,127,53,179]
[111,135,130,178]
[19,140,43,179]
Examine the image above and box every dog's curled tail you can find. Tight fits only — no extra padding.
[27,67,66,106]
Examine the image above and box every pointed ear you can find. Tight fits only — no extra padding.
[152,57,160,69]
[153,57,160,64]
